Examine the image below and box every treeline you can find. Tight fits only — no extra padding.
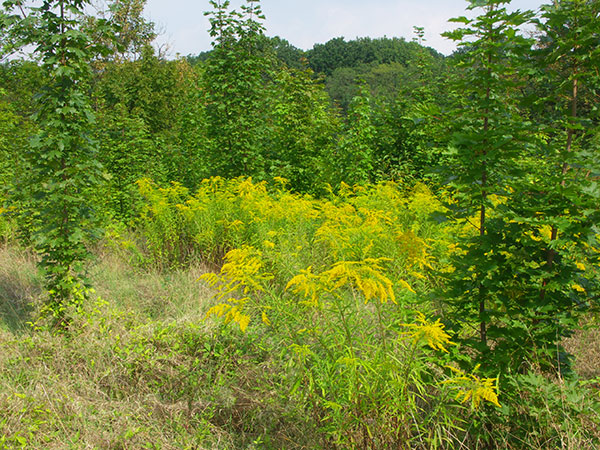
[190,34,447,110]
[191,34,442,75]
[1,8,446,211]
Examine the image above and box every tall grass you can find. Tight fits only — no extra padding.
[1,178,598,448]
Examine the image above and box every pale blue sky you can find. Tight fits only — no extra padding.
[145,0,546,57]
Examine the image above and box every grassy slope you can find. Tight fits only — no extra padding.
[0,244,313,449]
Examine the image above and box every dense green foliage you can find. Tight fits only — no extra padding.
[306,35,441,76]
[202,0,274,178]
[0,0,599,447]
[1,0,113,323]
[441,0,538,368]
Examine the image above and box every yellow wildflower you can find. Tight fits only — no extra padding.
[401,312,454,352]
[227,219,244,229]
[210,246,273,295]
[321,258,397,304]
[273,176,289,187]
[261,310,271,326]
[205,299,251,332]
[200,246,274,332]
[443,365,501,409]
[397,230,433,271]
[398,279,416,294]
[263,240,276,249]
[286,266,322,307]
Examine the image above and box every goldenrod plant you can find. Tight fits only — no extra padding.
[181,177,513,447]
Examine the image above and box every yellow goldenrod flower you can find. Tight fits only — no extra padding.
[262,240,276,249]
[397,230,433,271]
[443,365,501,409]
[261,310,271,326]
[205,300,251,333]
[227,219,244,229]
[217,246,273,295]
[273,176,289,186]
[321,258,397,304]
[286,266,323,307]
[401,312,454,352]
[200,246,274,332]
[398,279,416,294]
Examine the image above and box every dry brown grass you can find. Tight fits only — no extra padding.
[0,243,219,448]
[0,244,41,333]
[0,243,311,449]
[564,317,600,379]
[89,247,212,323]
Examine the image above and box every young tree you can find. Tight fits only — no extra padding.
[107,0,156,61]
[94,103,157,220]
[335,83,376,186]
[0,89,17,186]
[1,0,110,324]
[513,0,600,370]
[265,65,339,193]
[442,0,599,375]
[441,0,535,368]
[202,0,274,178]
[83,0,156,62]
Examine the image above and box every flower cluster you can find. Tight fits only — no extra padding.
[401,312,454,352]
[443,365,501,409]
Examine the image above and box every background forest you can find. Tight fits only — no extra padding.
[0,0,599,448]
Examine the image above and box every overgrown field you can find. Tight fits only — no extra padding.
[1,178,599,449]
[1,0,599,447]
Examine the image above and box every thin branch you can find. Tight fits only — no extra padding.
[17,0,27,19]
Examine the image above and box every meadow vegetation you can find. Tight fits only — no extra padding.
[0,177,598,448]
[0,0,599,448]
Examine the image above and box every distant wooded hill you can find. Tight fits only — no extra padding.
[188,36,447,110]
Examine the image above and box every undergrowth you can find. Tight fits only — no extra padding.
[0,178,598,449]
